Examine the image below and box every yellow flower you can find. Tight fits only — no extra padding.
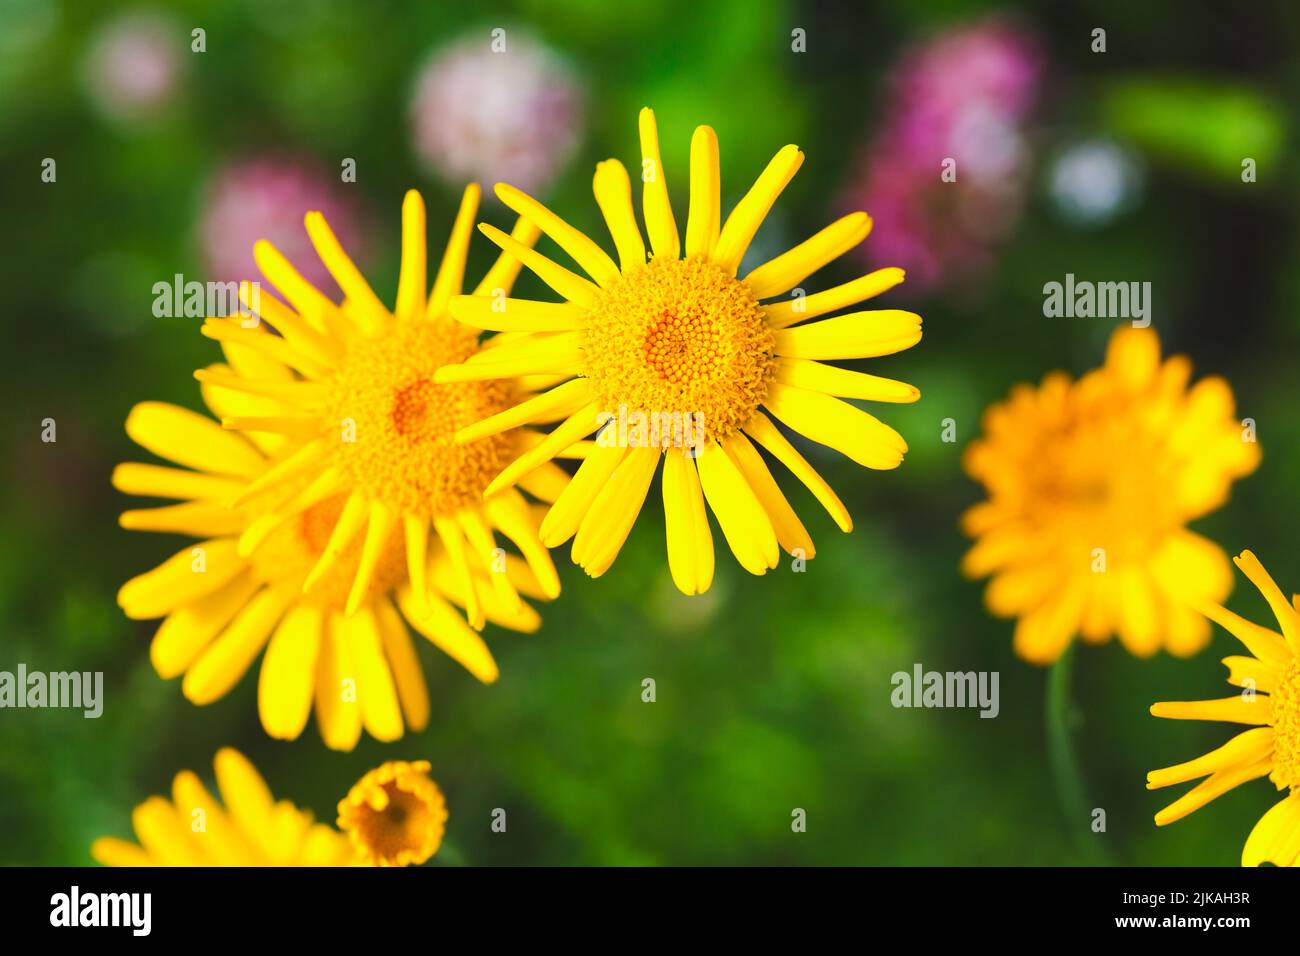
[961,325,1259,664]
[1148,551,1300,866]
[337,759,446,866]
[434,108,922,594]
[115,187,565,749]
[91,748,357,866]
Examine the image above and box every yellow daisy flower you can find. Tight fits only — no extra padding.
[434,107,922,594]
[961,325,1259,664]
[91,748,357,866]
[115,187,566,749]
[1148,551,1300,866]
[337,759,446,866]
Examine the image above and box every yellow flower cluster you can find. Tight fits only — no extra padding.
[96,107,1288,868]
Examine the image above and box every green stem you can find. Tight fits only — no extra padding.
[1046,644,1108,864]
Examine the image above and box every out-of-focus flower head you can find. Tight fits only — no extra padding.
[410,29,584,195]
[198,155,368,294]
[842,18,1045,294]
[1047,138,1144,228]
[83,10,184,124]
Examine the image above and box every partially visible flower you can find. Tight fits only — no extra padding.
[91,748,356,866]
[435,108,922,595]
[841,18,1044,293]
[1149,551,1300,866]
[337,760,446,866]
[410,31,584,195]
[199,156,367,294]
[961,325,1260,664]
[1047,139,1143,227]
[83,11,183,123]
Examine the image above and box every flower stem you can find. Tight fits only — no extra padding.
[1046,644,1108,864]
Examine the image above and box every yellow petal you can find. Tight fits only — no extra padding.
[744,212,871,299]
[1235,550,1300,650]
[593,159,647,271]
[472,215,543,298]
[478,222,599,307]
[762,382,907,470]
[213,747,274,838]
[395,189,428,320]
[775,358,919,403]
[1243,793,1300,866]
[314,617,362,752]
[126,401,265,478]
[571,445,660,577]
[304,209,389,334]
[336,607,404,742]
[638,107,680,260]
[428,183,480,318]
[1105,324,1160,389]
[773,309,922,360]
[723,432,813,558]
[743,411,851,532]
[483,403,604,498]
[112,463,245,501]
[696,440,778,575]
[448,295,586,332]
[150,572,259,679]
[713,144,804,274]
[764,268,906,329]
[397,587,499,683]
[258,603,323,740]
[662,451,714,595]
[538,442,626,547]
[1152,758,1272,826]
[375,597,430,733]
[1147,727,1274,789]
[119,539,245,621]
[485,488,562,599]
[1150,696,1273,725]
[455,378,593,444]
[496,182,620,286]
[685,125,720,258]
[182,586,293,705]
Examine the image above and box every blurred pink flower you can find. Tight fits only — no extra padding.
[199,156,368,294]
[843,19,1044,294]
[83,11,183,123]
[410,31,584,195]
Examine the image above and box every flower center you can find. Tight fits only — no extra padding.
[1270,658,1300,792]
[581,256,776,446]
[325,321,516,519]
[1024,413,1183,562]
[337,760,446,867]
[248,495,406,612]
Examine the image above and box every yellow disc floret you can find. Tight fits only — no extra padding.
[581,256,776,446]
[324,321,515,518]
[1270,658,1300,792]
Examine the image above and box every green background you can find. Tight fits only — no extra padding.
[2,0,1299,865]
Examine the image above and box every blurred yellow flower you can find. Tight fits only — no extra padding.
[435,107,921,595]
[337,759,447,866]
[1148,551,1300,866]
[91,748,356,866]
[961,325,1259,664]
[114,187,564,749]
